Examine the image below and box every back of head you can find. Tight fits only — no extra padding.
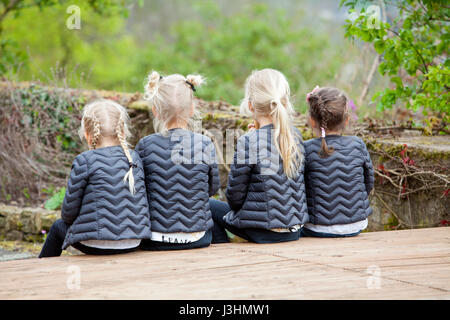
[240,68,303,179]
[79,99,136,194]
[307,87,349,158]
[143,71,205,132]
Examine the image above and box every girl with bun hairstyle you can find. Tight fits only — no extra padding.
[136,71,220,250]
[302,86,374,237]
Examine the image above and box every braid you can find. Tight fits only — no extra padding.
[90,116,101,150]
[307,90,338,158]
[116,114,136,195]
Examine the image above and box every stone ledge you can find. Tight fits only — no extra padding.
[0,204,60,241]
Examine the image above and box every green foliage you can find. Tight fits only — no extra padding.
[0,38,26,74]
[44,187,66,210]
[342,0,449,114]
[0,0,132,76]
[3,0,356,111]
[17,84,84,152]
[135,2,346,109]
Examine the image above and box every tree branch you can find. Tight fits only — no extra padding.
[0,0,21,24]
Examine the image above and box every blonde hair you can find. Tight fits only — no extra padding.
[143,71,205,132]
[240,68,303,179]
[79,99,136,194]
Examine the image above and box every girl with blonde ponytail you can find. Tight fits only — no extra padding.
[136,70,220,251]
[39,99,151,258]
[209,68,309,244]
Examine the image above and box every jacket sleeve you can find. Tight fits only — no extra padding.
[207,140,220,196]
[360,139,374,194]
[61,154,89,225]
[225,135,252,212]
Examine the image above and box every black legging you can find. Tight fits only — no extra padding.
[39,219,138,258]
[209,199,301,244]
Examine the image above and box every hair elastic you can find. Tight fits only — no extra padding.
[129,162,138,169]
[321,127,326,138]
[186,80,196,92]
[306,85,320,102]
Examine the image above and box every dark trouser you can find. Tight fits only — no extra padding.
[39,219,138,258]
[209,199,301,244]
[300,227,362,238]
[140,229,212,251]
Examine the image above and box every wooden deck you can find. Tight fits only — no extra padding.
[0,228,449,299]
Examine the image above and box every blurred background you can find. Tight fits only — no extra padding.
[1,0,389,114]
[0,1,448,253]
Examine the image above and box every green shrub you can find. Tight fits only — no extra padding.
[44,187,66,210]
[342,0,449,115]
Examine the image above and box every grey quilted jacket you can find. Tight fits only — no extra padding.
[223,124,309,229]
[304,135,374,225]
[136,129,220,233]
[61,146,152,249]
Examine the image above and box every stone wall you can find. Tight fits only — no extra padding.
[0,81,448,239]
[365,136,450,231]
[0,204,59,241]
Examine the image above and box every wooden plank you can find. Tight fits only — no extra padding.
[0,228,449,299]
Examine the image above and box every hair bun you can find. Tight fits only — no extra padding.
[307,92,321,105]
[144,71,161,100]
[186,74,206,89]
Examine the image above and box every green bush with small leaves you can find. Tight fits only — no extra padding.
[44,187,66,210]
[342,0,449,115]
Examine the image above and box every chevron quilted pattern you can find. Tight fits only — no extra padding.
[223,124,309,230]
[304,135,374,226]
[136,129,220,233]
[61,146,152,249]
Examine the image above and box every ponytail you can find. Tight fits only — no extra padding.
[270,99,302,179]
[319,126,334,158]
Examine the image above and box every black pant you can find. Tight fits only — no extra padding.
[39,219,138,258]
[140,229,212,251]
[209,199,301,244]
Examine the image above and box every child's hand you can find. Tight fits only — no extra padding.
[248,122,256,131]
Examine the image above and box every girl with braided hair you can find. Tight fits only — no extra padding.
[39,100,151,257]
[303,86,374,237]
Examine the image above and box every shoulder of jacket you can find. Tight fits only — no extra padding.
[192,132,213,144]
[346,135,366,149]
[292,126,303,140]
[139,134,158,145]
[74,151,90,165]
[304,137,320,148]
[241,130,257,141]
